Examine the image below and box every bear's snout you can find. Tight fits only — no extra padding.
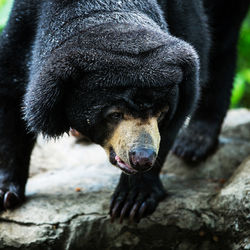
[104,117,161,174]
[129,147,156,172]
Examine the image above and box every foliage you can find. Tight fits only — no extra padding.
[231,12,250,108]
[0,0,249,108]
[0,0,13,33]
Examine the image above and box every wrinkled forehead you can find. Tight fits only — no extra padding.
[82,85,178,111]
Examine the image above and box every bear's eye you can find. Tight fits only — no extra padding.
[107,112,124,122]
[158,106,170,122]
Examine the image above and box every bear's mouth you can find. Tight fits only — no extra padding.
[115,155,138,175]
[110,148,138,175]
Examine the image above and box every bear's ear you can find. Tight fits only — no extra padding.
[160,39,200,145]
[176,42,200,120]
[23,54,77,137]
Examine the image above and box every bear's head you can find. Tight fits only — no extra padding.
[23,22,199,174]
[66,85,177,174]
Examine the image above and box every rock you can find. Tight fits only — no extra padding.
[0,109,250,250]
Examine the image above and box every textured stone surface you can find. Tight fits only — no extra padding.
[0,109,250,250]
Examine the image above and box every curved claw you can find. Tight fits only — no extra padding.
[129,203,140,223]
[138,202,147,220]
[3,191,20,210]
[109,195,117,214]
[111,201,122,223]
[119,202,131,224]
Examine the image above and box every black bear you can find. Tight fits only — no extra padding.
[0,0,249,222]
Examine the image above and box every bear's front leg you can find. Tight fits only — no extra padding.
[110,171,166,223]
[0,100,36,210]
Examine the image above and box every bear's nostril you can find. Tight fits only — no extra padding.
[129,148,156,171]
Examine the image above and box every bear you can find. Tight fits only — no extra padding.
[0,0,249,223]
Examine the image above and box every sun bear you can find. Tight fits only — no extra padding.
[0,0,249,222]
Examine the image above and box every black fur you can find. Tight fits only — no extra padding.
[0,0,249,220]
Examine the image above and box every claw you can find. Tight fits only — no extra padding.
[138,202,147,219]
[134,202,147,223]
[3,191,19,210]
[109,195,116,214]
[119,202,131,224]
[129,203,140,223]
[111,201,122,223]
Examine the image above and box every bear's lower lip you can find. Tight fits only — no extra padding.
[115,155,138,175]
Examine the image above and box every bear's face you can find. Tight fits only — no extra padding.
[66,86,179,174]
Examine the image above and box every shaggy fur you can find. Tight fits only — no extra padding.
[0,0,249,221]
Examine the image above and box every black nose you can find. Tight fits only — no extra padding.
[129,148,157,171]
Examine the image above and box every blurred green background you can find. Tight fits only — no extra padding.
[0,0,249,108]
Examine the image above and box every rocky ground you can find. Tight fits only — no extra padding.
[0,109,250,250]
